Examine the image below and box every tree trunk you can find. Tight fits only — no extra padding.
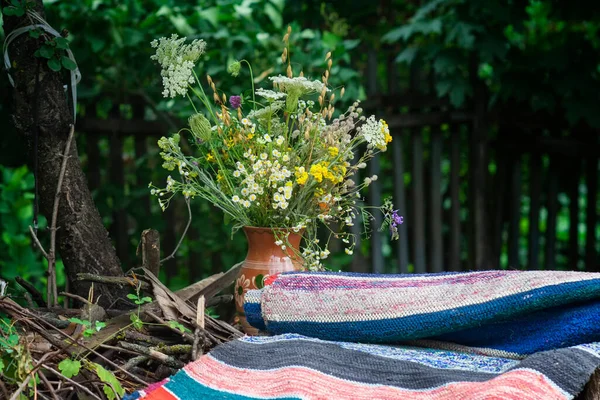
[3,0,128,307]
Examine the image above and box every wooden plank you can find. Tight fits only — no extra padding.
[585,156,598,271]
[134,136,151,216]
[568,163,580,270]
[429,130,443,273]
[493,136,600,158]
[528,153,542,269]
[469,78,491,270]
[163,204,177,285]
[449,127,461,271]
[544,159,559,270]
[412,131,426,273]
[392,132,409,273]
[109,131,129,269]
[79,117,170,137]
[492,151,508,269]
[386,111,474,130]
[508,156,522,269]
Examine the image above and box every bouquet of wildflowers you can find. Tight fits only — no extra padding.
[150,27,402,270]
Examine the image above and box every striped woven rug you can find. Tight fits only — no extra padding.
[245,270,600,356]
[125,270,600,399]
[125,334,600,399]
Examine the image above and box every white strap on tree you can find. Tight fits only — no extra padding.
[3,10,81,122]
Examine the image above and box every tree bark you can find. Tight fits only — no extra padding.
[3,0,128,307]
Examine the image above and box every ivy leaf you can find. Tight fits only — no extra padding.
[2,7,19,17]
[93,363,125,400]
[39,45,54,59]
[58,359,81,378]
[61,56,77,71]
[68,318,91,327]
[94,321,106,331]
[130,314,143,330]
[54,37,69,50]
[167,320,191,333]
[83,328,95,337]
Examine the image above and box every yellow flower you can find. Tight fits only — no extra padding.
[380,119,392,148]
[247,133,255,140]
[206,153,215,162]
[295,166,308,185]
[328,147,339,157]
[309,163,326,183]
[225,138,235,148]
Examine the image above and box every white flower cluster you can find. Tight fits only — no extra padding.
[150,34,206,98]
[232,137,294,210]
[359,116,388,150]
[248,100,285,120]
[255,88,287,100]
[269,75,329,94]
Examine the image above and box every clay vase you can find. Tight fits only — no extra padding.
[234,226,303,335]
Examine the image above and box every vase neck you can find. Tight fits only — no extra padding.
[243,227,303,264]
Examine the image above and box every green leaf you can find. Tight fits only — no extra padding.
[264,3,282,29]
[167,320,190,333]
[130,313,143,330]
[141,296,152,303]
[0,359,4,374]
[93,363,125,400]
[39,45,54,59]
[169,14,195,36]
[29,30,41,39]
[126,293,138,300]
[58,359,81,378]
[61,56,77,71]
[2,7,17,16]
[54,37,69,50]
[255,274,265,289]
[269,0,285,12]
[395,47,418,64]
[83,328,95,337]
[95,321,106,331]
[10,0,21,7]
[68,318,91,327]
[198,7,219,28]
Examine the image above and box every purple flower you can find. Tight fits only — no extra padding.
[229,95,242,109]
[389,209,403,240]
[391,210,403,227]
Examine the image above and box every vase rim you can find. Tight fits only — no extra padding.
[243,226,304,233]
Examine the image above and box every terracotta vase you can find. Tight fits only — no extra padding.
[235,226,303,335]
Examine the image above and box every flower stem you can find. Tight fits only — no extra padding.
[240,60,256,111]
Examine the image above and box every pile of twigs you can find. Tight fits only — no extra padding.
[0,264,242,399]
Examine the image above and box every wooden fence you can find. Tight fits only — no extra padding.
[359,48,599,274]
[76,55,599,280]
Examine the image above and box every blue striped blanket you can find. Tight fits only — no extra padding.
[244,270,600,356]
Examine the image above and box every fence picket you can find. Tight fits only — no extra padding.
[430,130,443,273]
[412,131,426,273]
[392,133,409,273]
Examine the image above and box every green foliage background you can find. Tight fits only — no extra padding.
[0,0,598,297]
